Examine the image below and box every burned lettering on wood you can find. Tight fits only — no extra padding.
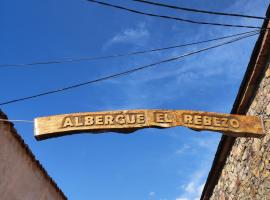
[154,112,173,123]
[61,113,145,128]
[182,114,240,129]
[34,110,264,140]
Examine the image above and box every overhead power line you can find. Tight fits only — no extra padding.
[0,119,33,123]
[0,32,259,106]
[87,0,265,29]
[0,29,260,68]
[134,0,268,20]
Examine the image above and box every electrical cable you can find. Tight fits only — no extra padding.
[133,0,268,20]
[0,32,259,106]
[0,119,34,123]
[87,0,265,29]
[0,30,260,68]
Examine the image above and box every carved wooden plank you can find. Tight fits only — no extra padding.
[34,110,264,140]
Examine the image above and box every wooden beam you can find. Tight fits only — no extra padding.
[34,110,264,140]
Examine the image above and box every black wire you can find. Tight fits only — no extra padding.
[134,0,268,20]
[0,32,259,106]
[0,30,260,68]
[87,0,265,29]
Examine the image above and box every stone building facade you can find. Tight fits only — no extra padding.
[201,5,270,200]
[0,111,67,200]
[210,64,270,200]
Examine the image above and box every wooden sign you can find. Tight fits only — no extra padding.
[34,110,264,140]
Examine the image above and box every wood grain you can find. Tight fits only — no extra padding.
[34,110,264,140]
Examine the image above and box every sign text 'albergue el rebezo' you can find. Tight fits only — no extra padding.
[34,110,264,140]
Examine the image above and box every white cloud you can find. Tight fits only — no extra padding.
[149,191,155,196]
[175,144,190,155]
[104,23,149,48]
[194,135,220,153]
[176,167,206,200]
[185,182,196,193]
[176,182,204,200]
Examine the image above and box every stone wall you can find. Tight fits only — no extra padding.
[0,117,66,200]
[210,65,270,199]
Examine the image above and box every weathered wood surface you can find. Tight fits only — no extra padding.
[34,110,264,140]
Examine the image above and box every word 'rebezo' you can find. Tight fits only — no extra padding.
[34,110,264,140]
[182,114,240,129]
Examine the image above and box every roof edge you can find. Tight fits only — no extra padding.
[200,4,270,200]
[0,109,67,200]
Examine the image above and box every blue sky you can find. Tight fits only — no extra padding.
[1,0,269,200]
